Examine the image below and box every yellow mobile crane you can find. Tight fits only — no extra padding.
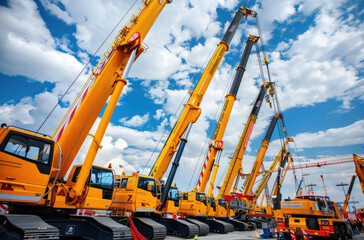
[0,0,172,239]
[276,194,351,240]
[216,83,274,200]
[194,83,273,231]
[226,114,282,228]
[110,6,253,239]
[353,154,364,195]
[241,114,282,198]
[271,152,294,210]
[251,138,294,218]
[179,33,260,233]
[341,175,356,213]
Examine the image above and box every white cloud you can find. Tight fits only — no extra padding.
[39,0,74,25]
[0,0,84,84]
[0,0,363,208]
[0,97,35,125]
[266,120,364,158]
[119,113,150,127]
[154,109,165,120]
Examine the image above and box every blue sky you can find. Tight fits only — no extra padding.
[0,0,363,208]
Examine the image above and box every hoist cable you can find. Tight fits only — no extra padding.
[37,0,139,133]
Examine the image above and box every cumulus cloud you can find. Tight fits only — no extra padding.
[0,0,363,208]
[0,0,84,84]
[119,113,150,128]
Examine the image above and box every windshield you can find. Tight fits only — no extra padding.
[90,167,114,189]
[218,199,227,208]
[3,133,52,164]
[196,193,207,205]
[168,187,179,201]
[138,177,156,197]
[209,197,216,208]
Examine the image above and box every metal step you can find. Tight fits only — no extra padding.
[0,214,59,240]
[154,218,199,238]
[131,217,167,240]
[198,218,234,233]
[183,218,210,236]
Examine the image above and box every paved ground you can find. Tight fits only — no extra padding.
[165,229,264,239]
[165,230,364,239]
[353,232,364,239]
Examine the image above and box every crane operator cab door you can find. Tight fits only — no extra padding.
[164,186,179,213]
[67,165,114,209]
[194,192,208,216]
[216,198,228,217]
[135,176,158,212]
[0,128,55,204]
[207,197,217,216]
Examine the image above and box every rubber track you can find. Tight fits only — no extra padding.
[183,218,210,236]
[0,214,59,240]
[154,218,199,238]
[234,218,257,231]
[89,216,132,239]
[250,219,263,229]
[131,217,167,240]
[228,218,249,231]
[198,218,234,233]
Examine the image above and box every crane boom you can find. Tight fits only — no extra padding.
[195,35,260,196]
[216,83,271,199]
[252,137,293,203]
[57,0,170,179]
[242,113,281,196]
[341,174,356,212]
[353,153,364,195]
[149,6,252,181]
[0,1,172,238]
[272,154,293,196]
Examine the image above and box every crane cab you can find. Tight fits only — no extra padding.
[207,196,216,216]
[179,191,208,217]
[215,198,229,218]
[55,165,115,210]
[157,185,180,214]
[110,173,159,213]
[0,126,58,205]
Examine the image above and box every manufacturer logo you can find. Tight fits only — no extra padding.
[65,225,75,235]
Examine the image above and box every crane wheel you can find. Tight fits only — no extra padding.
[333,225,345,240]
[339,225,349,240]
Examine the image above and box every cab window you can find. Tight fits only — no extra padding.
[210,198,216,208]
[218,199,227,208]
[137,177,156,197]
[120,178,128,188]
[2,133,51,164]
[90,167,113,190]
[196,193,207,205]
[183,193,188,200]
[168,187,179,201]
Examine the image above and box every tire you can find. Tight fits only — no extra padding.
[333,225,340,240]
[339,225,349,240]
[307,218,319,230]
